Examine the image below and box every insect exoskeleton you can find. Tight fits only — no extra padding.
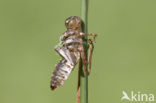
[50,16,97,90]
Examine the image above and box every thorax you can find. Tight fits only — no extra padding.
[61,30,82,45]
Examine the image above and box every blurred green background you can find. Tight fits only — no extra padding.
[0,0,156,103]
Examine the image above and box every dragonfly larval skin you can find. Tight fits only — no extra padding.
[50,16,97,90]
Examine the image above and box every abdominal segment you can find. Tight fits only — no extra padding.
[51,46,80,90]
[51,59,74,90]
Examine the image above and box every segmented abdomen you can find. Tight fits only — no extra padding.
[50,59,74,90]
[51,34,81,90]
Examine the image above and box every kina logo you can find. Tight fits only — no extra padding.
[121,91,154,102]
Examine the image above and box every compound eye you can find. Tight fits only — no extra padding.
[69,20,74,25]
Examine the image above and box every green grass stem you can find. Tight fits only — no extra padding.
[80,0,89,103]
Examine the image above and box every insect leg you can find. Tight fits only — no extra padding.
[55,46,76,66]
[79,44,90,75]
[87,39,94,75]
[80,33,97,41]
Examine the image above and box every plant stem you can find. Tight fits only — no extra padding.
[80,0,89,103]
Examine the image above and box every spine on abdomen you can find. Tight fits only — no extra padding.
[50,59,74,90]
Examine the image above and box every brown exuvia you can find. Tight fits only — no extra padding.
[50,16,97,90]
